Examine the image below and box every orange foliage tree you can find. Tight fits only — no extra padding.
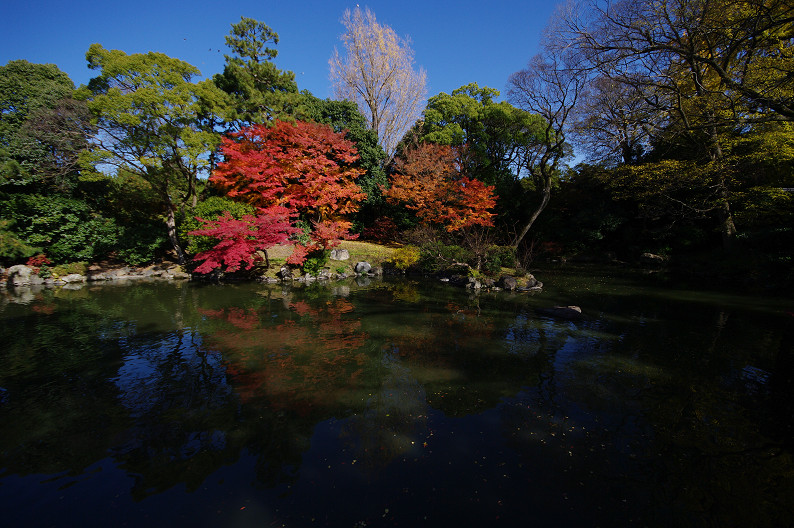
[385,142,496,232]
[197,120,368,270]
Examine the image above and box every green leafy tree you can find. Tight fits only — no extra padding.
[0,194,117,263]
[19,97,95,193]
[0,60,75,183]
[78,44,232,264]
[416,83,547,229]
[213,17,301,127]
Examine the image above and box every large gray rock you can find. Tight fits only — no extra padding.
[640,252,668,265]
[61,273,86,283]
[465,277,482,290]
[500,276,518,291]
[7,265,33,286]
[354,261,372,274]
[538,305,582,320]
[330,248,350,261]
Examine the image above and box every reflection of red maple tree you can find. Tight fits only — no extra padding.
[199,299,367,414]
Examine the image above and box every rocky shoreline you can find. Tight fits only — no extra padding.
[2,259,543,292]
[2,262,191,288]
[1,260,586,320]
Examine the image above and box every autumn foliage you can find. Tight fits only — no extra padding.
[191,120,368,273]
[189,207,299,274]
[210,120,367,220]
[385,142,496,232]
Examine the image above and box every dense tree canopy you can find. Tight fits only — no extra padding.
[415,83,549,233]
[0,60,76,183]
[297,93,388,209]
[210,120,366,221]
[385,142,497,232]
[207,119,367,270]
[549,0,794,249]
[1,5,791,286]
[79,44,232,263]
[214,17,301,127]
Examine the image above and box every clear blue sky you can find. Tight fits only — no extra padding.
[1,0,561,101]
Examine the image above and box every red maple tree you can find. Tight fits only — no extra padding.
[192,120,368,272]
[189,207,299,274]
[210,120,367,221]
[385,142,496,231]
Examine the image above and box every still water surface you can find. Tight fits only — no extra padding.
[1,269,792,527]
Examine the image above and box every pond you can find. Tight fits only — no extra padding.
[1,269,792,527]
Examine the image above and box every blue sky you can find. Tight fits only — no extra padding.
[2,0,561,101]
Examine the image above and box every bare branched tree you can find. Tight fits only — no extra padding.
[556,0,794,246]
[507,31,587,248]
[329,7,427,158]
[566,0,794,122]
[571,75,656,165]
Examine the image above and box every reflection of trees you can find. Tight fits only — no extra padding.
[110,328,238,499]
[379,293,561,417]
[201,296,368,414]
[4,275,791,525]
[499,284,794,527]
[0,288,133,476]
[338,346,429,474]
[193,293,374,488]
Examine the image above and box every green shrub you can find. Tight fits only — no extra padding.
[302,250,329,276]
[0,194,118,263]
[116,221,168,265]
[0,219,38,262]
[418,241,473,273]
[51,261,88,277]
[390,245,421,270]
[292,219,312,246]
[483,245,516,275]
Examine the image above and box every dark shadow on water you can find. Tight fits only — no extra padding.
[1,273,793,526]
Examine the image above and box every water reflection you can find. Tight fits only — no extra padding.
[0,275,792,526]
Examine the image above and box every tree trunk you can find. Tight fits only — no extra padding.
[708,120,736,250]
[512,181,551,249]
[718,176,737,249]
[165,204,187,265]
